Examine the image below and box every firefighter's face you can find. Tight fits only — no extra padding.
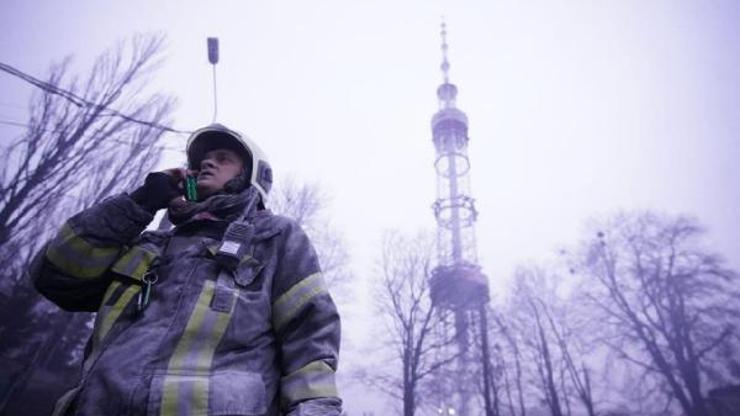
[196,148,244,198]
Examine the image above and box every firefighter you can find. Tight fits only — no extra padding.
[30,123,342,416]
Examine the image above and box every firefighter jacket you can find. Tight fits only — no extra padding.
[30,192,342,416]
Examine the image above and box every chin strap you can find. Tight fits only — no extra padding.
[223,169,250,194]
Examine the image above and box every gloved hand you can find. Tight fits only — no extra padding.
[130,171,184,213]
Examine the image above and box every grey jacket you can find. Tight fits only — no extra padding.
[30,193,342,416]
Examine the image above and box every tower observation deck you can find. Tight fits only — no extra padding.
[429,22,494,416]
[429,23,489,311]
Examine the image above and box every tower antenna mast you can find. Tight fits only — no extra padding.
[207,37,220,123]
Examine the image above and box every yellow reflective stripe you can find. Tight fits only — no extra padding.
[89,281,122,350]
[101,281,122,307]
[281,360,338,407]
[193,308,233,371]
[191,376,208,416]
[96,284,139,345]
[51,387,81,416]
[46,223,120,279]
[160,376,179,416]
[161,281,214,415]
[84,282,140,373]
[111,245,158,281]
[272,273,326,331]
[161,280,235,415]
[166,280,215,371]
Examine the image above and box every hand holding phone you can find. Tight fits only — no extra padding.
[185,175,198,202]
[159,168,196,202]
[131,168,190,213]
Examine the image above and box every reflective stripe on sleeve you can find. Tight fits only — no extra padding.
[111,245,158,281]
[160,279,235,416]
[46,223,121,279]
[272,273,326,332]
[281,360,338,407]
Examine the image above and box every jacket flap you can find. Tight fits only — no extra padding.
[110,244,160,282]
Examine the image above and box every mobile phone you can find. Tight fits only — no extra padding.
[185,175,198,201]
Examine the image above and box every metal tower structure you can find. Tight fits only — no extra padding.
[429,22,494,416]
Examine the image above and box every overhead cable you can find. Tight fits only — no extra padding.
[0,61,192,135]
[0,118,183,152]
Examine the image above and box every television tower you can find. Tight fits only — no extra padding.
[429,22,494,416]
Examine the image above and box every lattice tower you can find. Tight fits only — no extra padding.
[428,22,494,416]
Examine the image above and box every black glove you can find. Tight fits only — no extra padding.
[130,172,182,213]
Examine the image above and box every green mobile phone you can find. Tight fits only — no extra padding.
[185,175,198,201]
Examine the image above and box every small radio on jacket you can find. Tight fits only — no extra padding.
[215,221,255,270]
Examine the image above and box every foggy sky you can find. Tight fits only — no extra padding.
[2,1,739,413]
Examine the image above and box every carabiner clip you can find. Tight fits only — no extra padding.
[136,270,159,315]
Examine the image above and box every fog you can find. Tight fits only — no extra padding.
[1,1,739,415]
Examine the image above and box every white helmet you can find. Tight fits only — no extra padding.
[186,123,273,202]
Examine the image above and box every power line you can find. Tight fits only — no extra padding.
[0,101,27,111]
[0,61,193,136]
[0,118,30,130]
[0,118,184,152]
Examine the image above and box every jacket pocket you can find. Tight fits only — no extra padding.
[210,370,267,415]
[205,243,263,289]
[233,226,280,288]
[234,257,263,288]
[147,371,267,416]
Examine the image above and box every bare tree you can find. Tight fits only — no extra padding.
[504,265,601,416]
[0,34,173,414]
[489,308,528,416]
[0,34,173,281]
[269,176,351,293]
[369,231,458,416]
[575,212,740,416]
[509,268,568,416]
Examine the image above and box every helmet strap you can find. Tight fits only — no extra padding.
[223,169,250,194]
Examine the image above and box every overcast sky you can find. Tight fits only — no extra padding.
[2,1,739,413]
